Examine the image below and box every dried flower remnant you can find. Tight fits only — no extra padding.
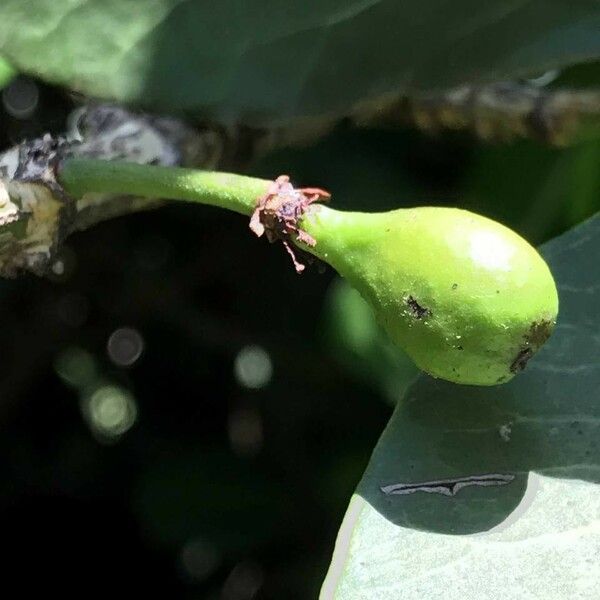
[249,175,330,273]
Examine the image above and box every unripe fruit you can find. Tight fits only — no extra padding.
[301,206,558,386]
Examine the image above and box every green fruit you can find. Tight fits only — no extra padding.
[300,205,559,386]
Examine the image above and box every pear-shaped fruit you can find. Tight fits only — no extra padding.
[300,205,559,386]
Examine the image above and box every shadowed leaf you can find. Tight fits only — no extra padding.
[0,1,599,122]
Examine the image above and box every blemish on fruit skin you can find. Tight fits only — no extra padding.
[510,347,533,373]
[451,283,458,290]
[510,320,555,374]
[527,319,554,347]
[406,295,431,319]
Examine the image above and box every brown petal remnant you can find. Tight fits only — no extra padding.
[249,175,330,273]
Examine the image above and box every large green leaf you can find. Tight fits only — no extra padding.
[0,1,599,122]
[321,213,600,598]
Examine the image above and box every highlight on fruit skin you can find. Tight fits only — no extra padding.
[300,205,559,386]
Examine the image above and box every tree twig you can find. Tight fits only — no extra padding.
[0,104,225,276]
[352,82,600,146]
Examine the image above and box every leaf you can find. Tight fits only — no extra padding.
[0,56,15,90]
[320,213,600,598]
[0,1,599,122]
[323,277,419,405]
[462,138,600,245]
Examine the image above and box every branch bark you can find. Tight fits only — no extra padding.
[259,82,600,150]
[352,82,600,145]
[1,82,599,277]
[0,104,222,276]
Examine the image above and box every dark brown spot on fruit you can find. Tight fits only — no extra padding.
[406,296,431,319]
[510,348,533,373]
[509,320,555,375]
[527,319,554,348]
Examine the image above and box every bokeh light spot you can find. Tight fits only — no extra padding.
[107,327,144,367]
[2,76,39,119]
[83,385,138,441]
[233,345,273,389]
[54,347,97,389]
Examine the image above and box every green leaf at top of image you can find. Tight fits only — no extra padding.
[320,213,600,599]
[0,1,599,122]
[0,56,15,90]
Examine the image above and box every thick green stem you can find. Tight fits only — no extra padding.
[59,158,271,216]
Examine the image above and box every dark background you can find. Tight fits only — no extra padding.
[0,76,597,599]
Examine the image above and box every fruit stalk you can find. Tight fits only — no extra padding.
[58,159,559,386]
[59,158,270,216]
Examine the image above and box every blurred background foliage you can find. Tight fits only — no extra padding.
[0,66,599,599]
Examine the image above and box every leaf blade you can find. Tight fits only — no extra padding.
[0,0,599,121]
